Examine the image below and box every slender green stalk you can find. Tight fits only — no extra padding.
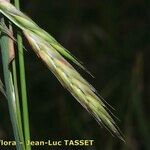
[9,22,26,149]
[0,17,25,150]
[12,59,25,146]
[14,0,31,149]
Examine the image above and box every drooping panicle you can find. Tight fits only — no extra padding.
[24,30,124,140]
[0,0,124,141]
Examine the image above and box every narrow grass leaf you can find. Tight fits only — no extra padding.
[0,19,25,149]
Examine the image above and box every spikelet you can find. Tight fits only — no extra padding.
[0,0,90,74]
[24,30,123,140]
[0,0,124,140]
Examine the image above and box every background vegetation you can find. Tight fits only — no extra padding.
[0,0,149,149]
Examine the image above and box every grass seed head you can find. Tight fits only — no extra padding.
[0,1,124,141]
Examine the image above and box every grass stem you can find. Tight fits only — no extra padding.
[14,0,31,149]
[0,17,25,150]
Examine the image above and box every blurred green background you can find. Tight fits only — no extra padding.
[0,0,149,149]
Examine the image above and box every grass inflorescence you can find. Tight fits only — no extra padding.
[0,1,124,148]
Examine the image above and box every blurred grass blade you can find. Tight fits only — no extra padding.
[0,77,6,97]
